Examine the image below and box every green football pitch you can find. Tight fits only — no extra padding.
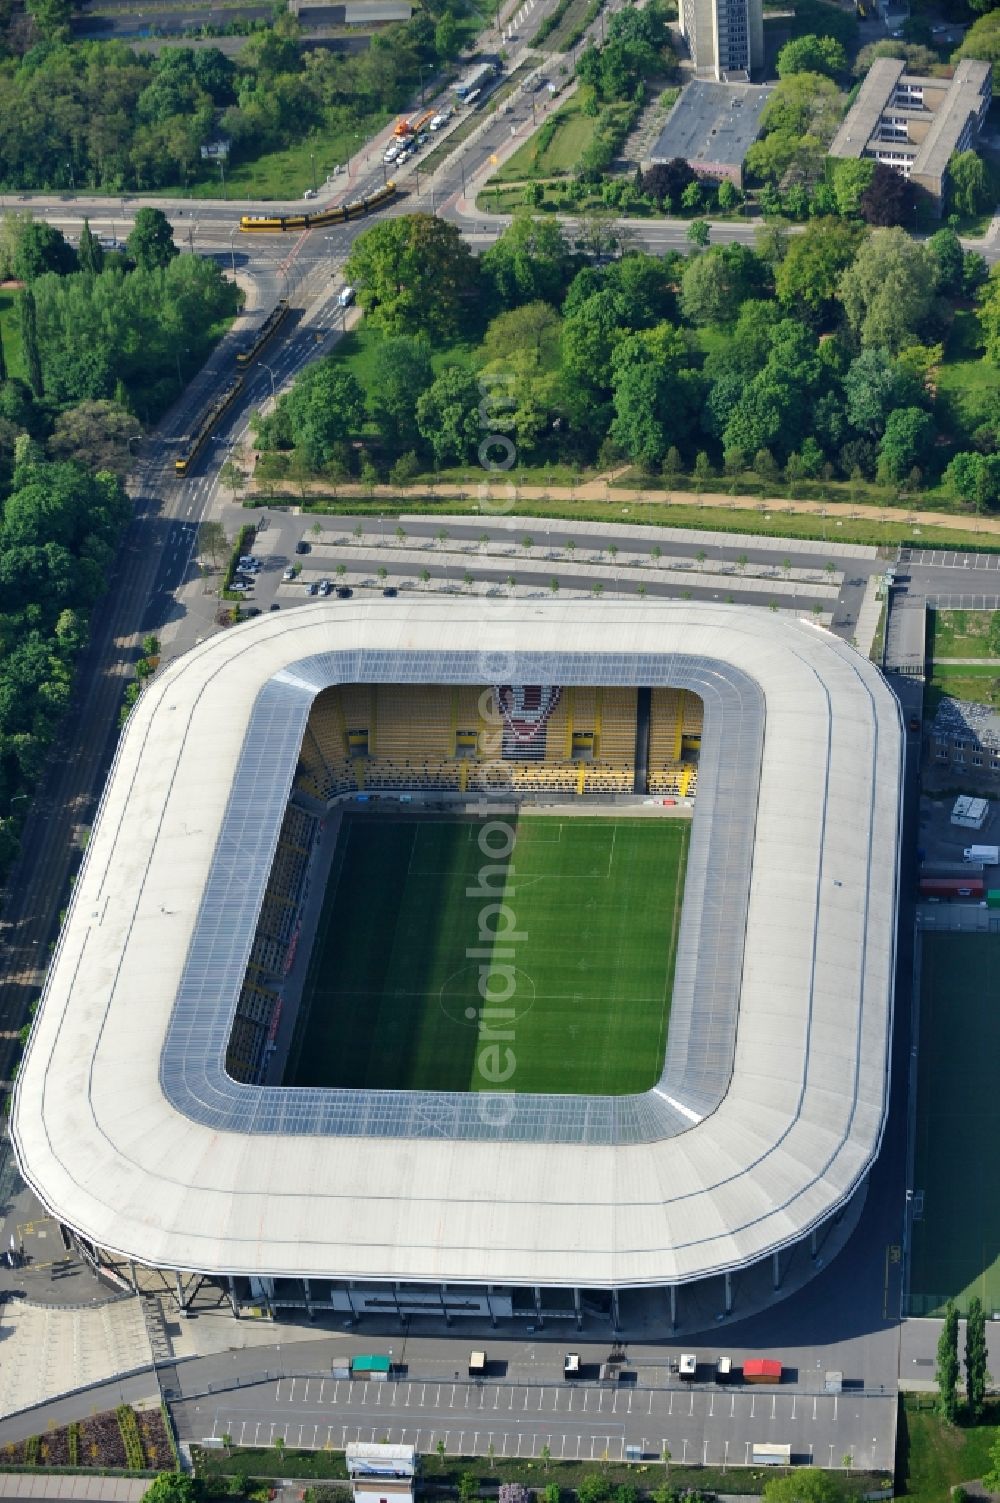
[285,814,689,1096]
[910,932,1000,1316]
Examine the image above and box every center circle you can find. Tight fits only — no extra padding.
[438,964,537,1027]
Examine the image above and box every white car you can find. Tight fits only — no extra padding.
[338,285,355,308]
[303,188,318,200]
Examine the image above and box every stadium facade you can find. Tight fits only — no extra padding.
[12,602,903,1329]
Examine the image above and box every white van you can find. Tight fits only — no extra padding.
[338,285,355,308]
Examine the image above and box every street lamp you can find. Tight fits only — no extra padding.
[229,225,237,276]
[218,159,227,202]
[259,361,277,400]
[66,160,75,192]
[309,151,318,195]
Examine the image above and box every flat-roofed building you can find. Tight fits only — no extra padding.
[828,56,992,210]
[678,0,763,79]
[647,79,772,186]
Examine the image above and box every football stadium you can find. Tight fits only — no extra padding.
[12,601,903,1328]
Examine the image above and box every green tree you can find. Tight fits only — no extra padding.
[717,178,740,212]
[458,1472,479,1502]
[368,335,434,448]
[948,150,991,219]
[126,208,178,271]
[143,1476,201,1503]
[830,158,876,217]
[927,226,965,296]
[844,349,922,439]
[415,367,481,467]
[77,219,105,278]
[25,0,71,40]
[680,243,770,326]
[946,450,1000,512]
[965,1295,990,1421]
[876,406,934,483]
[346,215,479,339]
[936,1299,960,1423]
[776,33,846,78]
[47,400,141,475]
[434,10,459,58]
[483,215,576,309]
[686,219,710,248]
[837,228,938,352]
[761,1469,842,1503]
[13,222,76,283]
[280,360,365,470]
[775,218,864,321]
[18,288,44,399]
[984,1433,1000,1492]
[198,520,228,571]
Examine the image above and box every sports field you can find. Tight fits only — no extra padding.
[910,932,1000,1316]
[285,814,689,1096]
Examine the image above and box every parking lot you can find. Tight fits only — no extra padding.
[181,1375,896,1472]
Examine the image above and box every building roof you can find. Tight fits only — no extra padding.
[829,57,904,159]
[934,696,1000,751]
[12,602,902,1290]
[650,80,772,170]
[829,56,992,182]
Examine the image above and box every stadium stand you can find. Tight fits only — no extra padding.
[226,801,318,1083]
[648,688,700,797]
[293,684,696,801]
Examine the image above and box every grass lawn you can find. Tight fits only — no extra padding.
[897,1396,1000,1503]
[285,813,689,1095]
[936,310,1000,438]
[927,607,1000,661]
[910,934,1000,1316]
[925,663,1000,716]
[272,491,1000,555]
[492,96,596,182]
[0,289,25,382]
[174,124,391,202]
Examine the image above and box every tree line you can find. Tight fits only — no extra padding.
[254,209,1000,511]
[0,0,474,192]
[3,209,241,421]
[0,207,237,876]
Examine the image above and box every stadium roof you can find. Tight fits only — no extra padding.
[13,602,902,1290]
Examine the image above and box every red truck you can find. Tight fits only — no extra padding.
[743,1359,783,1385]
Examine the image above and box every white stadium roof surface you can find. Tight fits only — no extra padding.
[13,601,902,1290]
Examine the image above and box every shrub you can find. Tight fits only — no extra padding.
[116,1406,146,1471]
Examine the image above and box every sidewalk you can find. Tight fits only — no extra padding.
[0,1478,149,1500]
[250,475,1000,541]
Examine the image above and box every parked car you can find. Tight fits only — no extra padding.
[337,586,353,598]
[282,566,296,581]
[307,582,319,595]
[382,586,398,597]
[303,188,318,199]
[318,578,332,596]
[295,540,310,554]
[245,607,262,617]
[269,602,281,611]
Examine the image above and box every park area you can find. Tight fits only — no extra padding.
[284,813,689,1095]
[910,933,1000,1316]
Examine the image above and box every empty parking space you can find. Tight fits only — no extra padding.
[183,1378,896,1473]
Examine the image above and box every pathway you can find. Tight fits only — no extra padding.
[250,476,1000,540]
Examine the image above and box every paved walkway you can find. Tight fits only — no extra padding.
[0,1299,153,1419]
[251,478,1000,542]
[933,657,1000,665]
[0,1478,149,1500]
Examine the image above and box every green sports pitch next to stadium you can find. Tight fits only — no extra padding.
[285,814,690,1097]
